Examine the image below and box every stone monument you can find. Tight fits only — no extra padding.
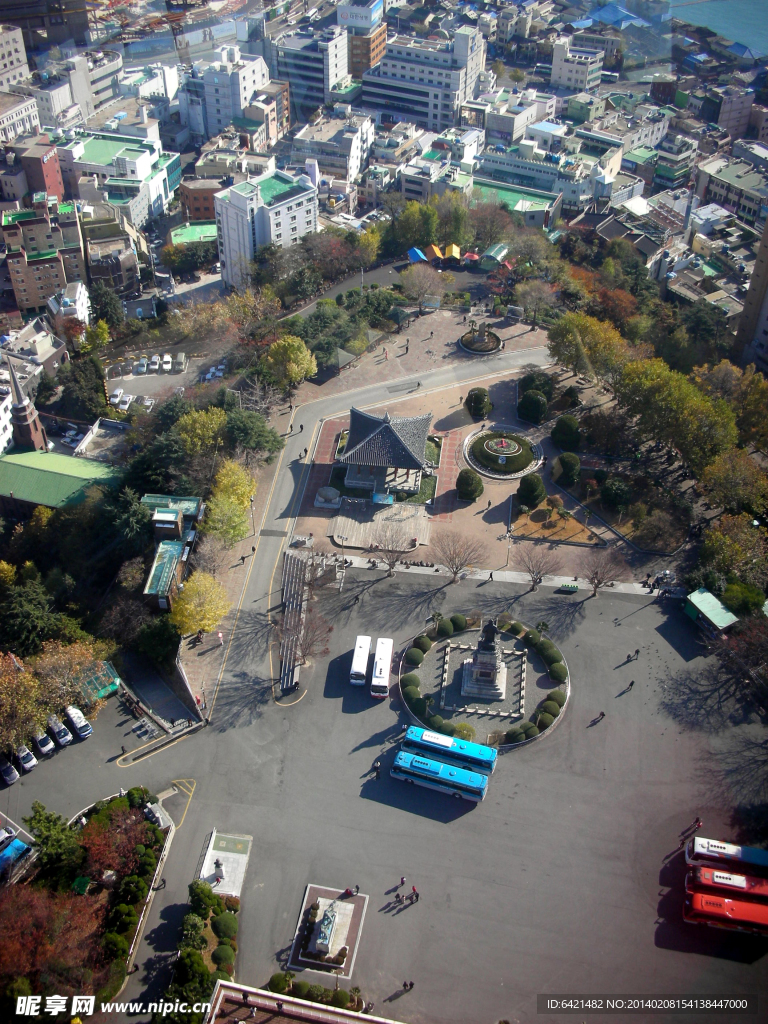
[316,902,337,953]
[461,619,507,700]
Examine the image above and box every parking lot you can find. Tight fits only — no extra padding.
[5,573,764,1023]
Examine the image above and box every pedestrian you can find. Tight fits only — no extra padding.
[252,546,256,555]
[374,759,381,780]
[304,447,308,457]
[694,816,703,830]
[400,876,406,886]
[354,594,360,604]
[242,991,249,1005]
[411,885,417,897]
[597,711,605,721]
[249,1009,257,1019]
[395,892,404,905]
[487,499,492,509]
[299,423,304,432]
[628,680,634,690]
[354,884,359,895]
[430,330,434,337]
[276,1003,283,1014]
[414,891,419,902]
[459,395,462,405]
[240,553,246,565]
[405,344,409,355]
[416,381,421,388]
[384,347,388,360]
[403,982,409,992]
[218,631,224,646]
[119,787,126,797]
[627,653,632,663]
[501,340,505,350]
[634,648,640,659]
[408,982,415,990]
[489,572,494,582]
[121,745,127,755]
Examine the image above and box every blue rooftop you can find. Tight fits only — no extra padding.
[587,3,649,29]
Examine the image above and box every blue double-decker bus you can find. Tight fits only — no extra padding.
[390,751,488,802]
[401,726,497,774]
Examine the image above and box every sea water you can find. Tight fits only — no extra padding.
[668,0,768,56]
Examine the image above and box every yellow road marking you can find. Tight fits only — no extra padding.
[170,778,197,829]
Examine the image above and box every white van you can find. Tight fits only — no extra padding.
[350,635,371,685]
[48,714,72,747]
[64,705,92,740]
[371,637,393,699]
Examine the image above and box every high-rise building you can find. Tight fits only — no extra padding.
[12,133,64,201]
[0,0,91,48]
[203,46,271,137]
[0,24,28,88]
[273,27,349,121]
[337,1,386,78]
[736,219,768,371]
[1,193,86,314]
[215,169,318,291]
[361,26,486,131]
[0,91,38,143]
[551,36,604,92]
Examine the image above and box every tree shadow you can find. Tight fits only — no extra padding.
[711,730,768,807]
[432,409,474,431]
[210,670,273,732]
[658,662,759,733]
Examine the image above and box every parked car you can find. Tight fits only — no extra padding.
[136,356,148,374]
[0,753,19,785]
[162,353,172,372]
[32,728,55,757]
[142,396,155,411]
[118,394,135,412]
[16,744,37,772]
[0,826,16,851]
[64,706,93,740]
[150,354,160,372]
[47,714,72,747]
[210,263,221,274]
[109,387,124,406]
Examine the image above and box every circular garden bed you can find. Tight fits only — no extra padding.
[470,430,535,475]
[460,329,501,353]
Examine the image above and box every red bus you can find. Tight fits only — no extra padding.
[686,865,768,902]
[683,891,768,936]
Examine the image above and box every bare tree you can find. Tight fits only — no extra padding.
[304,553,336,596]
[281,607,334,665]
[580,548,630,596]
[193,534,229,578]
[432,531,488,583]
[241,378,281,417]
[514,279,555,328]
[373,521,411,576]
[399,263,447,311]
[514,546,562,590]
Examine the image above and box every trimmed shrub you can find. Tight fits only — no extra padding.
[523,629,540,646]
[450,613,467,632]
[437,618,454,637]
[119,875,148,906]
[217,937,231,947]
[440,720,456,737]
[292,981,310,999]
[331,990,350,1009]
[413,635,432,652]
[457,467,484,501]
[188,880,223,921]
[427,714,444,732]
[139,852,157,877]
[269,973,289,993]
[102,932,129,960]
[224,896,240,913]
[549,662,568,683]
[517,472,546,508]
[211,912,238,939]
[519,371,554,400]
[551,415,580,452]
[547,688,567,706]
[536,640,563,666]
[505,728,526,744]
[403,686,420,705]
[536,712,554,730]
[559,451,581,485]
[306,985,325,1002]
[508,620,524,635]
[518,389,548,424]
[212,970,230,982]
[454,722,475,740]
[211,944,235,966]
[540,700,561,718]
[405,647,424,666]
[109,903,138,934]
[400,672,420,688]
[521,722,539,737]
[466,387,491,417]
[134,844,146,857]
[411,697,427,717]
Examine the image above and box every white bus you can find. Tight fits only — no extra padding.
[350,635,371,685]
[370,637,393,699]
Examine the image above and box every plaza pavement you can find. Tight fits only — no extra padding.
[4,574,765,1024]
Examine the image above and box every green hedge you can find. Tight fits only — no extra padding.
[517,472,546,508]
[413,635,432,652]
[211,944,235,966]
[536,712,554,730]
[457,467,484,501]
[508,620,524,635]
[505,728,526,744]
[518,389,548,425]
[102,932,129,960]
[551,415,580,451]
[549,662,568,684]
[450,613,467,632]
[454,722,475,740]
[269,973,288,993]
[405,647,424,666]
[470,432,534,474]
[559,451,581,485]
[466,387,491,417]
[437,618,454,637]
[521,723,539,738]
[401,672,420,689]
[440,720,456,737]
[402,686,420,705]
[519,371,553,400]
[540,700,561,718]
[411,697,427,717]
[427,714,444,731]
[536,640,563,666]
[524,629,540,646]
[547,688,566,706]
[292,981,310,999]
[211,912,238,939]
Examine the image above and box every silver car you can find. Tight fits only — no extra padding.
[32,728,55,757]
[16,744,37,772]
[0,753,19,785]
[47,714,72,747]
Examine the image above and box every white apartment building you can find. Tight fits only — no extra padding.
[215,170,318,290]
[274,27,349,121]
[0,92,38,142]
[551,36,603,92]
[203,46,271,136]
[0,24,29,89]
[47,281,90,326]
[576,107,671,155]
[361,26,486,131]
[290,111,374,182]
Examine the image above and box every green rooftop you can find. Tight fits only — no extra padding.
[77,136,136,166]
[27,250,59,261]
[623,146,657,165]
[170,221,218,245]
[0,451,120,508]
[141,494,202,518]
[685,587,738,631]
[58,202,75,214]
[258,173,310,206]
[144,539,184,597]
[2,209,36,226]
[471,178,555,212]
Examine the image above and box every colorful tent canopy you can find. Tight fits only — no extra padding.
[424,244,443,260]
[444,243,461,260]
[463,252,480,261]
[407,247,427,262]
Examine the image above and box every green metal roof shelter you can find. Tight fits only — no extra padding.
[684,587,738,632]
[0,452,120,510]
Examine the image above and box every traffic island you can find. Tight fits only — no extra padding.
[289,884,368,980]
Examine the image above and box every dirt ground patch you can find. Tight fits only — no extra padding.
[511,506,601,546]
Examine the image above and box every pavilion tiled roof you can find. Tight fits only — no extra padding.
[338,407,431,471]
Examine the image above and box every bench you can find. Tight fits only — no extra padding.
[560,583,579,593]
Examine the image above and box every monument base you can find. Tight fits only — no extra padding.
[461,657,507,700]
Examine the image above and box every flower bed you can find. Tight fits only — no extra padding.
[471,431,534,474]
[460,328,501,353]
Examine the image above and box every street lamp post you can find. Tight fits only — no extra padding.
[339,534,348,592]
[504,494,514,567]
[250,495,256,536]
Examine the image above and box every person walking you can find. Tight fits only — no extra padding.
[252,546,256,555]
[405,344,409,355]
[403,982,409,992]
[304,447,308,457]
[240,553,246,565]
[374,759,381,779]
[634,648,640,659]
[354,884,360,895]
[628,680,634,690]
[694,816,703,831]
[411,885,417,898]
[121,745,127,756]
[384,348,388,360]
[299,423,304,433]
[218,632,224,646]
[354,594,360,604]
[597,711,605,721]
[413,890,419,902]
[400,876,406,887]
[489,572,494,582]
[408,982,414,990]
[487,499,492,509]
[416,381,421,388]
[395,892,404,905]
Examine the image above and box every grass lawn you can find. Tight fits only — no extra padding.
[397,474,437,504]
[426,436,442,466]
